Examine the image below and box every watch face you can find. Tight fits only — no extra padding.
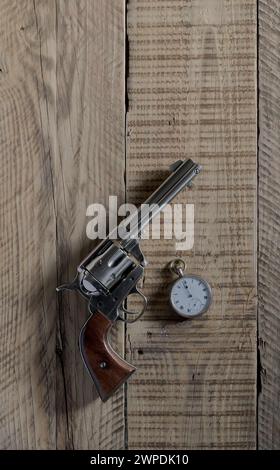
[170,275,212,318]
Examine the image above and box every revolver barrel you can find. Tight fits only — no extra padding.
[122,159,201,243]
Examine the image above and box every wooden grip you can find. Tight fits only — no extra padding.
[79,310,136,402]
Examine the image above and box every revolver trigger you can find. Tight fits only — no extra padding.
[135,286,148,307]
[118,287,148,324]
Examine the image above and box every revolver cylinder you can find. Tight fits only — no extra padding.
[80,240,135,294]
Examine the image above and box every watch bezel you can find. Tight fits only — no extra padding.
[169,274,212,318]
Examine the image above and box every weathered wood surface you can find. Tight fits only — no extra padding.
[258,0,280,450]
[2,0,274,451]
[126,0,257,449]
[55,0,126,450]
[0,0,126,449]
[0,0,57,449]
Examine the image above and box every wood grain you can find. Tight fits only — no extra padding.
[258,0,280,450]
[0,0,57,449]
[0,0,265,450]
[0,0,126,449]
[126,0,257,449]
[55,0,126,449]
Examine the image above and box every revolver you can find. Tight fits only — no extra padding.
[57,159,201,401]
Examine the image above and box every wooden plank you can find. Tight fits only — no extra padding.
[258,0,280,450]
[0,0,126,449]
[126,0,257,449]
[55,0,126,449]
[0,0,57,449]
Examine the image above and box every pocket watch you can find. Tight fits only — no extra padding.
[168,258,212,319]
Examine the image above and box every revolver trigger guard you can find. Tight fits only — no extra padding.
[118,287,148,324]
